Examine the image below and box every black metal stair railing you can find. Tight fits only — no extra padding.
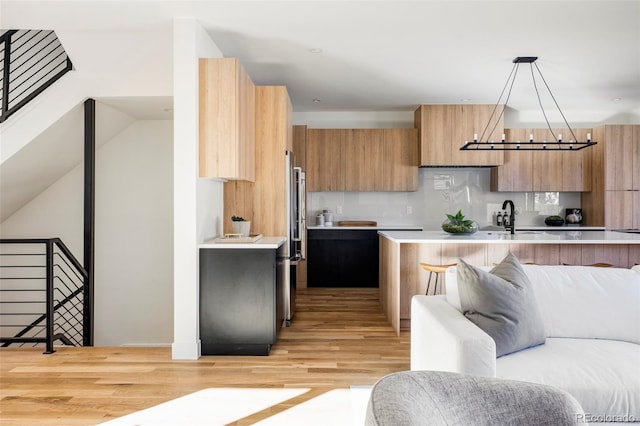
[0,238,90,353]
[1,30,73,123]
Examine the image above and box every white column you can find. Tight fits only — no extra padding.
[172,18,223,360]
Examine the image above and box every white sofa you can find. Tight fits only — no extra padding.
[411,264,640,424]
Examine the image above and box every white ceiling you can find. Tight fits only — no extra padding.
[1,0,639,122]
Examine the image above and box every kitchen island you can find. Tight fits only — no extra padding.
[379,230,640,335]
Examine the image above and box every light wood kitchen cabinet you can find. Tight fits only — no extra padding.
[490,129,534,191]
[199,58,255,181]
[604,125,638,191]
[253,86,293,236]
[293,125,307,170]
[306,129,347,192]
[345,129,385,191]
[306,128,418,192]
[223,86,292,235]
[636,191,640,230]
[582,125,640,228]
[223,180,254,235]
[414,104,504,166]
[560,128,592,192]
[533,128,591,191]
[605,190,637,230]
[532,129,563,191]
[491,127,592,192]
[382,128,419,191]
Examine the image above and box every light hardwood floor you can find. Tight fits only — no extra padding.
[0,288,410,425]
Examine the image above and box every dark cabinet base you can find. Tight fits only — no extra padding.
[307,230,379,287]
[199,246,285,356]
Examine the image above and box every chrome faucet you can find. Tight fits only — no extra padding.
[502,199,515,234]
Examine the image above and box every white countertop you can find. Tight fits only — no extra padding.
[510,226,605,231]
[378,230,640,244]
[307,225,423,231]
[199,236,286,249]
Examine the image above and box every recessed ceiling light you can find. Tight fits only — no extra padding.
[461,98,472,102]
[611,97,622,102]
[309,48,323,53]
[312,99,321,103]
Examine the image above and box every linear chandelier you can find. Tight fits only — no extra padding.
[460,56,597,151]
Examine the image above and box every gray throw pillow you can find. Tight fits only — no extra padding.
[457,252,546,357]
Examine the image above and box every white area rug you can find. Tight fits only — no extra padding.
[255,387,371,426]
[99,386,372,425]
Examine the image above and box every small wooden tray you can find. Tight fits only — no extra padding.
[337,221,377,227]
[214,234,263,243]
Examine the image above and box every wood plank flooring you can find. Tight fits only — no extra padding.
[0,288,410,425]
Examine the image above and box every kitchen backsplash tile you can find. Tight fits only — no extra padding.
[308,168,581,230]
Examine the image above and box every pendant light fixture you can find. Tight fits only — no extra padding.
[460,57,597,151]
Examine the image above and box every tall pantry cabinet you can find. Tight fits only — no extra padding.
[223,86,293,235]
[581,125,640,229]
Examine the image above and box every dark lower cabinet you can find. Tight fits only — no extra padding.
[307,229,378,287]
[199,245,285,355]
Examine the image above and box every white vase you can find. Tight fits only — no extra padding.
[232,221,251,237]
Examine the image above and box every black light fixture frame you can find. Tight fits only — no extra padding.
[460,56,597,151]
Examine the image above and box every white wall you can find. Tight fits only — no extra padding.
[0,120,174,346]
[0,159,84,254]
[94,121,173,346]
[172,18,223,360]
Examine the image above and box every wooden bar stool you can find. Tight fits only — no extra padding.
[420,263,457,295]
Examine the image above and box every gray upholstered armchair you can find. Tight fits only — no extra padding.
[365,370,584,426]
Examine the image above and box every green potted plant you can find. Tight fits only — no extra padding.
[544,215,565,226]
[442,210,478,235]
[231,215,251,237]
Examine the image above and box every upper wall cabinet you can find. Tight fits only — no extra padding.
[199,58,255,181]
[414,104,504,166]
[490,128,592,192]
[344,129,385,191]
[306,128,418,192]
[382,128,419,191]
[307,129,347,192]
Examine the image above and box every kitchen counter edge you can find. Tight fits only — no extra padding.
[307,225,423,231]
[378,230,640,244]
[199,236,286,249]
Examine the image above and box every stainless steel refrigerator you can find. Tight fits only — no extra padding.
[285,151,306,326]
